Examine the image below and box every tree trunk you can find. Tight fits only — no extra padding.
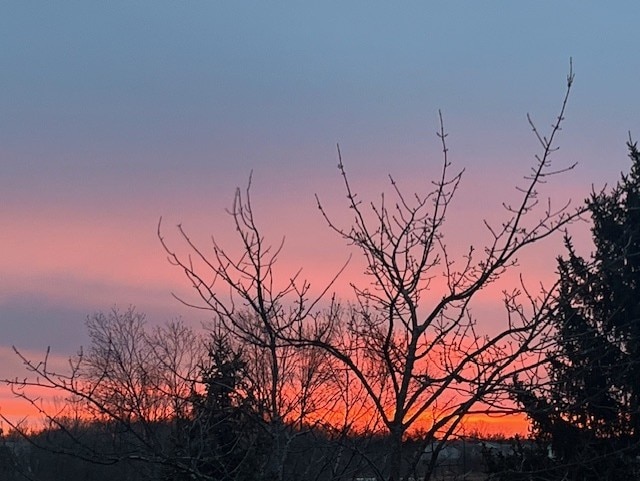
[387,425,404,481]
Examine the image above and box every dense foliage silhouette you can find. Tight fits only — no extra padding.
[489,141,640,480]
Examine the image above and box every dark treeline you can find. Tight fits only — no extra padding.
[0,313,511,481]
[0,414,504,480]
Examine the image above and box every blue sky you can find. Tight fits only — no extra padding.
[1,2,639,364]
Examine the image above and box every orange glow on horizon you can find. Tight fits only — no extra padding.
[455,412,529,438]
[0,387,65,433]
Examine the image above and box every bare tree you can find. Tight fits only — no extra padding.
[0,307,222,480]
[160,67,584,480]
[158,185,363,480]
[304,68,584,481]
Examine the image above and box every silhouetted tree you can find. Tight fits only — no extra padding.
[158,178,362,480]
[161,67,584,481]
[1,308,210,479]
[495,140,640,480]
[167,331,270,481]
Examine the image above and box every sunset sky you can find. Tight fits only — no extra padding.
[2,3,640,430]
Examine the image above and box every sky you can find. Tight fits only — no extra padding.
[1,2,640,429]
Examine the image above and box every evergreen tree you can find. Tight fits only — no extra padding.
[168,332,270,481]
[499,141,640,480]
